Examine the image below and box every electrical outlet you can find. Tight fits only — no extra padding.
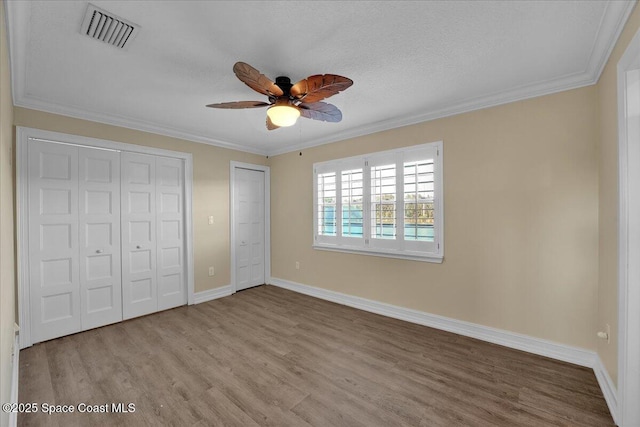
[208,215,214,225]
[208,266,215,276]
[295,261,300,270]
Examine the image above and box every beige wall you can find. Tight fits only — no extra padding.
[270,86,600,351]
[596,4,640,387]
[4,2,638,401]
[0,0,15,425]
[13,107,267,293]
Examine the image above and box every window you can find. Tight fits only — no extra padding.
[403,159,434,242]
[341,169,363,238]
[370,163,396,240]
[317,172,337,237]
[313,141,443,262]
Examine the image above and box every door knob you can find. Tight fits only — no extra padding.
[96,249,103,254]
[136,245,141,249]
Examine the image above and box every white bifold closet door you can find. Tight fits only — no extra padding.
[156,156,186,311]
[79,147,122,329]
[121,152,158,319]
[28,141,121,343]
[121,152,185,320]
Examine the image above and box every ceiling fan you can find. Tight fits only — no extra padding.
[206,62,353,130]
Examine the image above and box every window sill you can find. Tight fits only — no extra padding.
[313,244,444,263]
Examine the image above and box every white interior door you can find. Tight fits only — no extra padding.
[121,152,157,319]
[28,140,81,342]
[234,168,265,291]
[78,147,122,330]
[156,156,186,310]
[18,127,195,348]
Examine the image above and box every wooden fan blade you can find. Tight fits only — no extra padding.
[299,102,342,123]
[233,62,284,97]
[266,116,280,131]
[206,101,271,109]
[291,74,353,103]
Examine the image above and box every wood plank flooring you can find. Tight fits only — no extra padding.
[18,285,614,426]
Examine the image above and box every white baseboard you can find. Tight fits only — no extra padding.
[9,333,19,427]
[193,285,233,304]
[269,277,626,421]
[594,354,618,425]
[269,277,597,368]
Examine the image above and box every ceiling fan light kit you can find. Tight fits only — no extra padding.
[207,62,353,131]
[267,102,300,127]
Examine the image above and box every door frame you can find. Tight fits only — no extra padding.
[16,127,195,348]
[617,27,640,427]
[230,161,271,293]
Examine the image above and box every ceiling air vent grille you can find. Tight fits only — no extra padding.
[80,4,139,49]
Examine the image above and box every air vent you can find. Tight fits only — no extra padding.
[80,4,139,49]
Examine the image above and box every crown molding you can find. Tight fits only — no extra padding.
[587,0,637,80]
[13,95,268,155]
[4,0,28,110]
[6,1,636,158]
[4,1,268,156]
[265,69,597,156]
[268,0,637,157]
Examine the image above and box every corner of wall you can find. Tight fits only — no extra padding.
[594,0,640,395]
[1,1,18,427]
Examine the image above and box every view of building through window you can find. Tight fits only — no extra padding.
[313,141,443,262]
[403,159,434,241]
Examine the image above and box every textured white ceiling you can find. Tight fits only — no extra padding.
[5,1,636,155]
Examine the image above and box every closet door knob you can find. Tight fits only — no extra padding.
[136,245,141,249]
[96,249,103,254]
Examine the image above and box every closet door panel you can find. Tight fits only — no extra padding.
[156,157,186,310]
[78,148,122,329]
[121,152,157,319]
[28,141,81,343]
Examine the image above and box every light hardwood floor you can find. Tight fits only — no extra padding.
[19,285,614,426]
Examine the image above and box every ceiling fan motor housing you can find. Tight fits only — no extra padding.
[275,76,293,97]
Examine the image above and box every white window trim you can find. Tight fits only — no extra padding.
[313,141,444,263]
